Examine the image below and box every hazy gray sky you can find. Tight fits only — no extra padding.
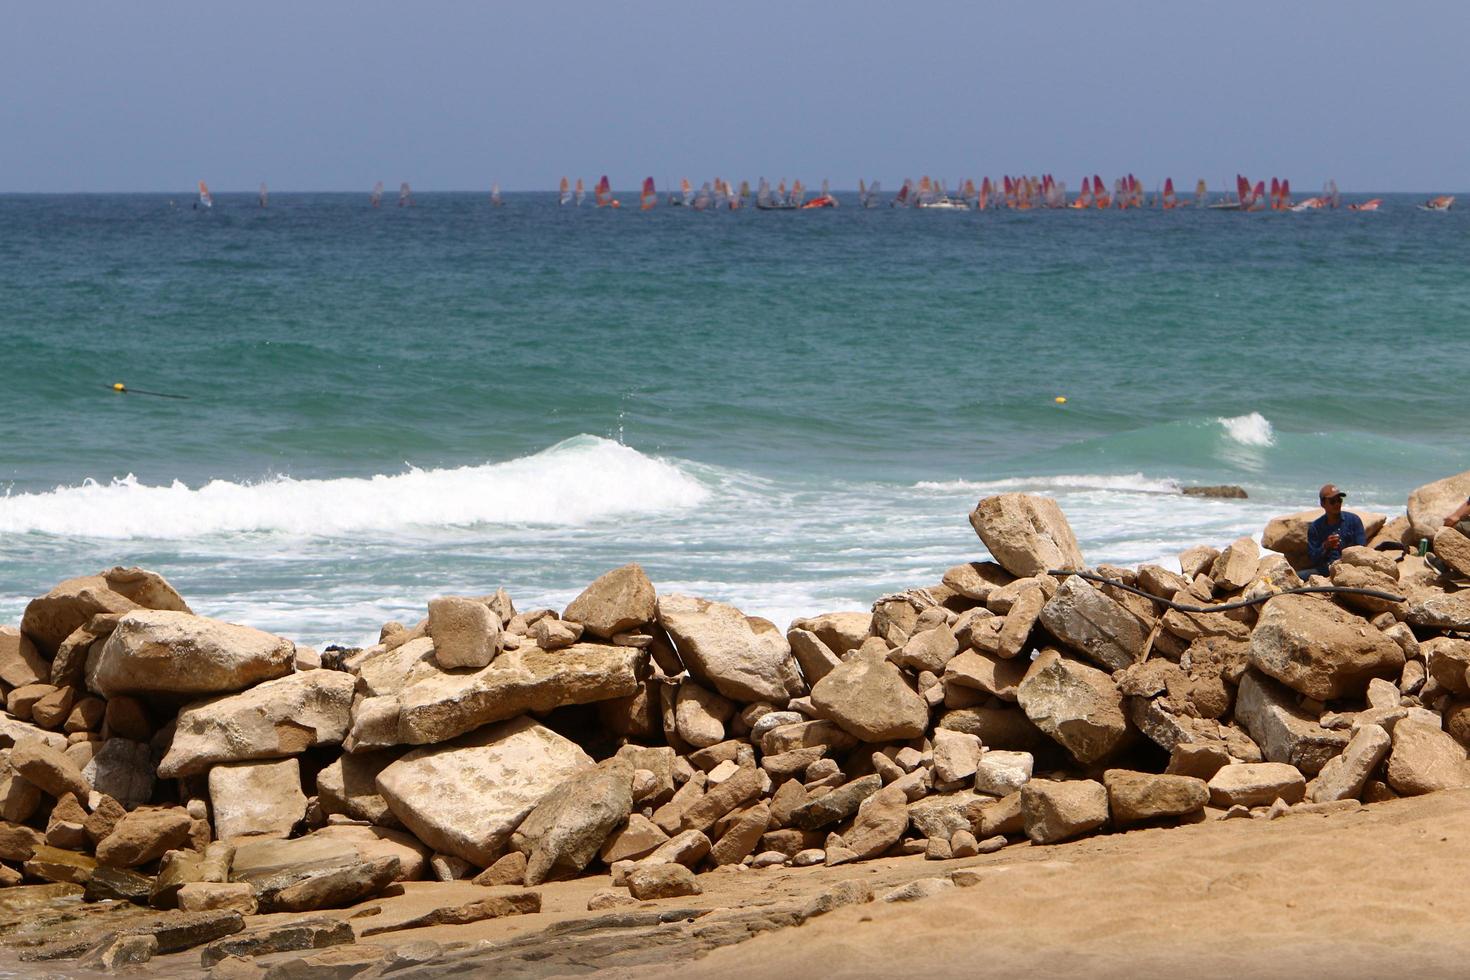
[4,0,1466,192]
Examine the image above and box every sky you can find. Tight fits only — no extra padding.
[3,0,1467,193]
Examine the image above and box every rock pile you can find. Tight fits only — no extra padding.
[4,475,1470,969]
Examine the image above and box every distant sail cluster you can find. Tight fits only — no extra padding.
[194,176,1456,213]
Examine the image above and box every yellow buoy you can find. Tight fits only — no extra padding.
[1054,396,1067,404]
[113,382,127,392]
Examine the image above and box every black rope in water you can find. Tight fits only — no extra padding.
[1046,569,1407,613]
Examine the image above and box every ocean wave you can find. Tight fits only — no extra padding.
[912,473,1183,495]
[1217,412,1276,447]
[0,435,709,540]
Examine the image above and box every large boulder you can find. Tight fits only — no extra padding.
[210,759,308,840]
[375,716,592,866]
[1038,576,1149,671]
[0,627,48,689]
[1309,724,1391,803]
[1210,537,1260,593]
[1233,670,1348,777]
[1386,720,1470,796]
[427,597,500,670]
[1103,770,1208,825]
[21,576,138,658]
[158,671,355,778]
[510,759,634,885]
[1248,594,1404,700]
[1207,763,1305,807]
[86,611,294,700]
[809,647,928,742]
[563,564,658,639]
[1408,470,1470,543]
[788,612,872,656]
[1016,650,1129,764]
[968,494,1085,579]
[657,595,804,703]
[394,644,647,745]
[1020,779,1108,844]
[1261,510,1388,569]
[83,739,154,809]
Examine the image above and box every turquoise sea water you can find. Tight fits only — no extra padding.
[2,191,1467,643]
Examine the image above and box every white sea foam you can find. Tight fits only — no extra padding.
[912,473,1183,495]
[1217,412,1276,447]
[0,435,708,540]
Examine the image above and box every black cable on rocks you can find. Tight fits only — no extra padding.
[1046,569,1408,613]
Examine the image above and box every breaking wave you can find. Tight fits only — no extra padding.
[0,435,709,539]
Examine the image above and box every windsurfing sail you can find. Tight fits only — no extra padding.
[693,182,712,211]
[258,182,268,208]
[398,182,413,207]
[1093,175,1110,209]
[857,179,869,208]
[756,178,773,208]
[892,179,911,207]
[559,177,572,206]
[1195,179,1207,207]
[736,180,750,209]
[979,177,993,210]
[1280,179,1292,209]
[595,175,619,208]
[680,178,693,206]
[1269,177,1281,210]
[575,178,586,206]
[1162,178,1176,210]
[1325,179,1340,209]
[371,181,384,208]
[197,181,213,209]
[790,179,805,206]
[1069,176,1090,209]
[491,183,503,206]
[640,177,656,210]
[1236,174,1251,208]
[1250,181,1265,211]
[713,179,729,209]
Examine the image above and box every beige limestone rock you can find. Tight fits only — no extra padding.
[177,882,258,915]
[1038,576,1148,672]
[562,564,658,639]
[9,738,90,800]
[1234,670,1349,777]
[626,862,699,899]
[355,637,440,697]
[86,610,294,699]
[943,650,1027,703]
[427,596,501,669]
[788,612,872,656]
[657,595,803,703]
[1423,637,1470,696]
[376,715,592,866]
[0,627,48,689]
[1406,592,1470,631]
[674,680,733,749]
[931,729,982,783]
[893,624,960,674]
[942,561,1015,602]
[1309,724,1391,803]
[787,628,842,687]
[96,807,192,867]
[995,586,1044,660]
[21,575,141,658]
[709,800,770,866]
[1207,763,1306,807]
[1103,769,1208,824]
[82,738,154,809]
[210,759,307,840]
[1017,650,1129,764]
[395,643,646,745]
[809,647,928,742]
[1249,594,1404,700]
[1409,470,1470,542]
[159,671,355,778]
[599,813,668,863]
[511,759,633,885]
[1210,537,1261,592]
[968,493,1086,579]
[316,749,400,826]
[1021,779,1109,844]
[1433,527,1470,578]
[1386,720,1470,796]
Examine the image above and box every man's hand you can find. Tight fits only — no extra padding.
[1325,533,1341,550]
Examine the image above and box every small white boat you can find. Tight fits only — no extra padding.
[1420,195,1455,212]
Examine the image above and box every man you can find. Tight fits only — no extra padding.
[1306,484,1366,576]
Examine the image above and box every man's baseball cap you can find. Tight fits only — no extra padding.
[1318,484,1346,501]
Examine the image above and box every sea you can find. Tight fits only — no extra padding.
[2,190,1467,648]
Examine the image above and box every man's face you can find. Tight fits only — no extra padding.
[1321,495,1344,517]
